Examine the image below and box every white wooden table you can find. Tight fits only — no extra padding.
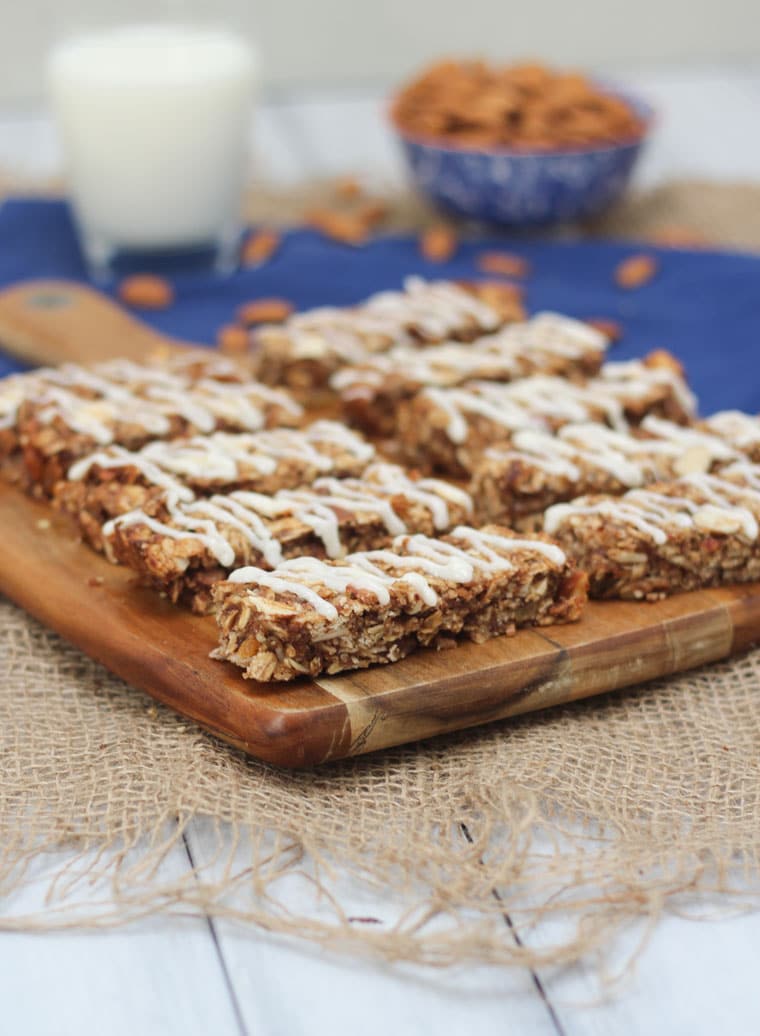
[3,64,760,1036]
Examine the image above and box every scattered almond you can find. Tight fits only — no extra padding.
[35,518,51,530]
[307,208,369,246]
[237,298,294,326]
[476,251,531,278]
[420,224,458,263]
[333,175,363,201]
[241,228,281,266]
[216,323,250,354]
[614,254,658,289]
[585,317,623,343]
[118,274,174,309]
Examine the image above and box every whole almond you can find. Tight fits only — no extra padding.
[307,208,368,246]
[585,317,623,343]
[614,254,658,289]
[118,275,174,309]
[420,224,458,263]
[216,324,250,354]
[476,251,531,278]
[241,229,281,267]
[238,298,294,326]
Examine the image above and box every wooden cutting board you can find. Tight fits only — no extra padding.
[2,482,758,768]
[0,279,203,365]
[2,277,759,767]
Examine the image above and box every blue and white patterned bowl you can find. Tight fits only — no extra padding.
[391,93,652,227]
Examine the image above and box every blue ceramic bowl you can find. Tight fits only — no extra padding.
[392,92,652,227]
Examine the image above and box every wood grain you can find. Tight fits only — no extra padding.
[0,279,203,366]
[2,481,758,768]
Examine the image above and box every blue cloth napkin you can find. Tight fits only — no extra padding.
[0,198,758,415]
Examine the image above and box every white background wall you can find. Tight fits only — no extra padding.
[3,0,760,104]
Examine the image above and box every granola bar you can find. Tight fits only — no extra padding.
[251,276,520,391]
[543,460,760,600]
[331,312,609,436]
[398,352,697,477]
[103,462,475,613]
[0,353,252,456]
[471,417,738,526]
[54,421,376,551]
[212,524,588,681]
[15,361,302,494]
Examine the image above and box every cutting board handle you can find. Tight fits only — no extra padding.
[0,279,204,367]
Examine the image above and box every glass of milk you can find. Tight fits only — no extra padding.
[48,23,258,277]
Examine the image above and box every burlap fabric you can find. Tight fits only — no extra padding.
[3,180,760,968]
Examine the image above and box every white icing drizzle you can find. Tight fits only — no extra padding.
[600,359,697,418]
[449,525,567,568]
[0,356,301,444]
[67,445,195,501]
[544,468,760,544]
[265,277,503,364]
[224,523,568,622]
[330,311,608,399]
[703,410,760,450]
[136,421,374,485]
[105,507,238,566]
[423,359,696,445]
[485,418,737,488]
[105,462,468,567]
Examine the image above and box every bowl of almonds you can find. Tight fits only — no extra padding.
[390,60,652,227]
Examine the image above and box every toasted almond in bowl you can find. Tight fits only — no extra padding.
[389,59,653,227]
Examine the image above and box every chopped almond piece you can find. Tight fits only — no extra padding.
[585,317,623,343]
[464,280,527,322]
[644,348,684,378]
[614,254,658,289]
[238,299,294,326]
[117,274,174,309]
[476,251,531,278]
[420,224,458,262]
[241,229,281,266]
[307,208,369,246]
[216,324,250,354]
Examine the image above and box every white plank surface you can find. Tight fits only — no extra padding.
[183,821,560,1036]
[0,841,244,1036]
[4,65,760,1036]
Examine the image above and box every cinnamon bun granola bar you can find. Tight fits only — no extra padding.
[251,276,521,391]
[103,462,474,612]
[54,421,376,550]
[398,353,697,477]
[331,312,609,435]
[543,460,760,600]
[471,416,738,526]
[212,525,588,681]
[15,361,301,494]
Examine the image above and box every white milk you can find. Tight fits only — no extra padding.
[48,24,257,263]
